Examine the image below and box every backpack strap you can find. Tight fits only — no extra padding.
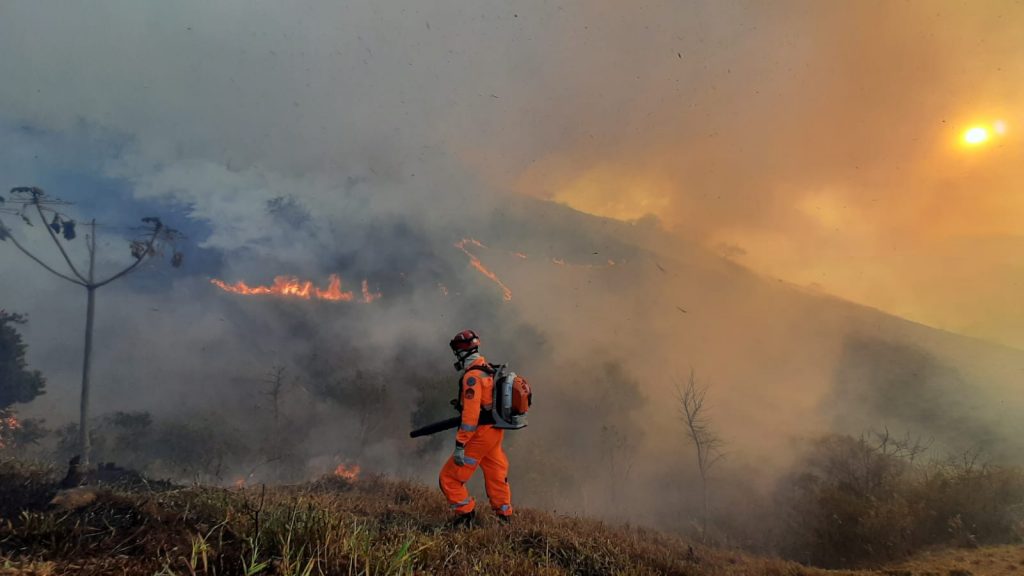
[465,363,499,376]
[454,363,497,411]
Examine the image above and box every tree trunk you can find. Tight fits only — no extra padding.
[701,475,709,539]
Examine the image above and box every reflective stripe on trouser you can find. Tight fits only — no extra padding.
[439,425,513,516]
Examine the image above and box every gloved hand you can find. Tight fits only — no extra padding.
[453,444,468,466]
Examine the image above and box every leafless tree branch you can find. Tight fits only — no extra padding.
[93,220,163,288]
[32,197,88,283]
[676,367,724,539]
[0,219,87,286]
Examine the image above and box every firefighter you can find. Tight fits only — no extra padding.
[438,329,513,525]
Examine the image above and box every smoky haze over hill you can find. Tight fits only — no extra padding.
[1,0,1023,532]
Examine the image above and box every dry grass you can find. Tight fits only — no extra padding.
[0,458,1008,576]
[881,545,1024,576]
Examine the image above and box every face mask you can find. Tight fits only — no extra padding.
[453,350,473,371]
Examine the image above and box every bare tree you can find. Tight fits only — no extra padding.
[261,365,289,426]
[676,368,724,538]
[0,186,181,466]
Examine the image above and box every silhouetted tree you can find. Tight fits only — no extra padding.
[677,368,724,538]
[0,186,182,465]
[0,310,46,410]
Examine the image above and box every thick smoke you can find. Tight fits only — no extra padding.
[2,0,1024,534]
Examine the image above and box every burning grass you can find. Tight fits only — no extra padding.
[3,458,1003,576]
[210,275,380,303]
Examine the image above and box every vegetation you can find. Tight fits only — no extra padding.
[0,311,46,412]
[0,459,860,576]
[0,186,182,465]
[676,368,724,539]
[774,431,1024,568]
[50,411,252,484]
[0,310,46,452]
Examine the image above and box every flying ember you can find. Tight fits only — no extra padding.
[210,274,380,303]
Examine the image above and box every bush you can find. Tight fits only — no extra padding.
[54,411,251,483]
[775,433,1024,568]
[0,311,46,411]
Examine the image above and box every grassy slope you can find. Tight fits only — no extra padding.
[1,460,1017,576]
[883,545,1024,576]
[0,460,860,576]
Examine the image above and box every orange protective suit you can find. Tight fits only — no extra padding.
[438,355,513,517]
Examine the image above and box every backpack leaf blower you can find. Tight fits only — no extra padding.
[409,416,461,438]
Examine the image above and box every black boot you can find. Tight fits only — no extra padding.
[496,513,512,525]
[449,510,477,528]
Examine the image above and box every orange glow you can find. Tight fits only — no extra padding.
[454,238,619,298]
[962,126,990,146]
[0,412,20,449]
[454,238,513,301]
[211,274,381,303]
[334,463,361,481]
[233,478,246,489]
[361,280,382,303]
[959,121,1008,148]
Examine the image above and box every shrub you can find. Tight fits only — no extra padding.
[775,433,1024,568]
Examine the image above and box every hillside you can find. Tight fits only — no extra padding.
[4,460,1023,576]
[467,197,1024,474]
[0,459,845,576]
[5,195,1024,567]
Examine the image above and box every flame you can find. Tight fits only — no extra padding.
[211,274,381,303]
[233,477,246,489]
[0,411,20,449]
[453,237,623,299]
[334,463,361,481]
[454,238,513,301]
[438,282,449,296]
[361,280,382,303]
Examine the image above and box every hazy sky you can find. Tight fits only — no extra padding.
[500,1,1024,348]
[1,0,1023,348]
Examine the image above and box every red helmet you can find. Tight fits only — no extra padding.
[449,329,480,354]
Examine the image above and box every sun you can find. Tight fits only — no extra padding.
[962,126,990,146]
[959,120,1009,149]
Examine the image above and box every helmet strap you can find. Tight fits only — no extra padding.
[452,348,478,371]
